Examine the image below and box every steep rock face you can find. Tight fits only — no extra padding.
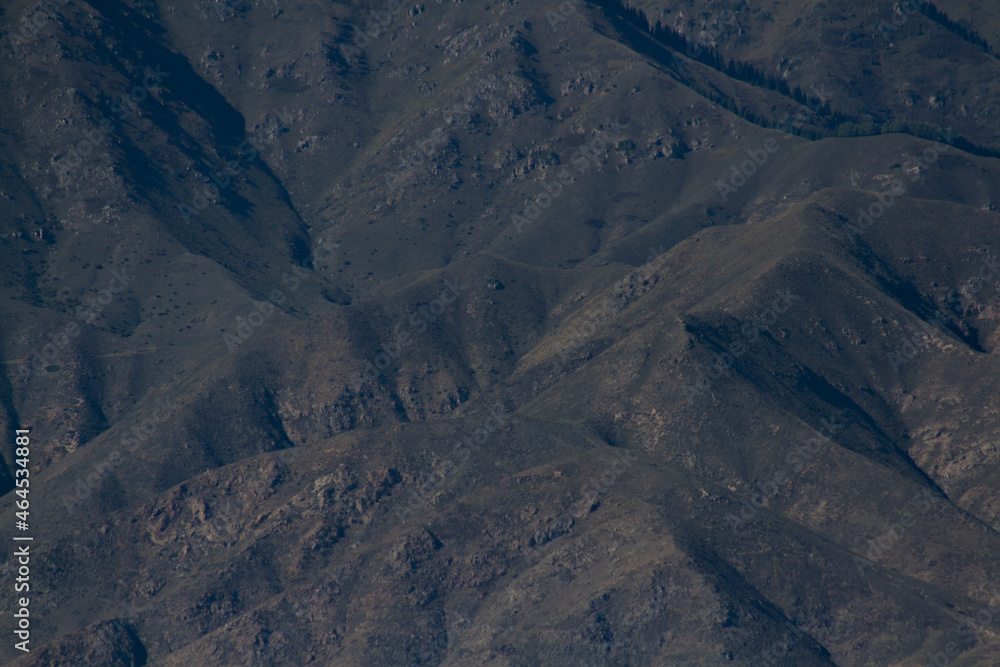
[2,0,1000,664]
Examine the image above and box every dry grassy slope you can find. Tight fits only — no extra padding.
[513,189,1000,496]
[0,0,999,665]
[0,0,334,480]
[10,189,1000,665]
[151,0,838,283]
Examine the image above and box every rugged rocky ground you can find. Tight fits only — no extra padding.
[1,0,999,664]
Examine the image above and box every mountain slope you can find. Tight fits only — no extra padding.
[1,0,999,665]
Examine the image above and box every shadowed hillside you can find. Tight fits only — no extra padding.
[1,0,999,665]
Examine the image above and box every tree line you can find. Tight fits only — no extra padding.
[588,0,1000,157]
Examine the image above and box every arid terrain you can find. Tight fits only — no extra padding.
[1,0,1000,664]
